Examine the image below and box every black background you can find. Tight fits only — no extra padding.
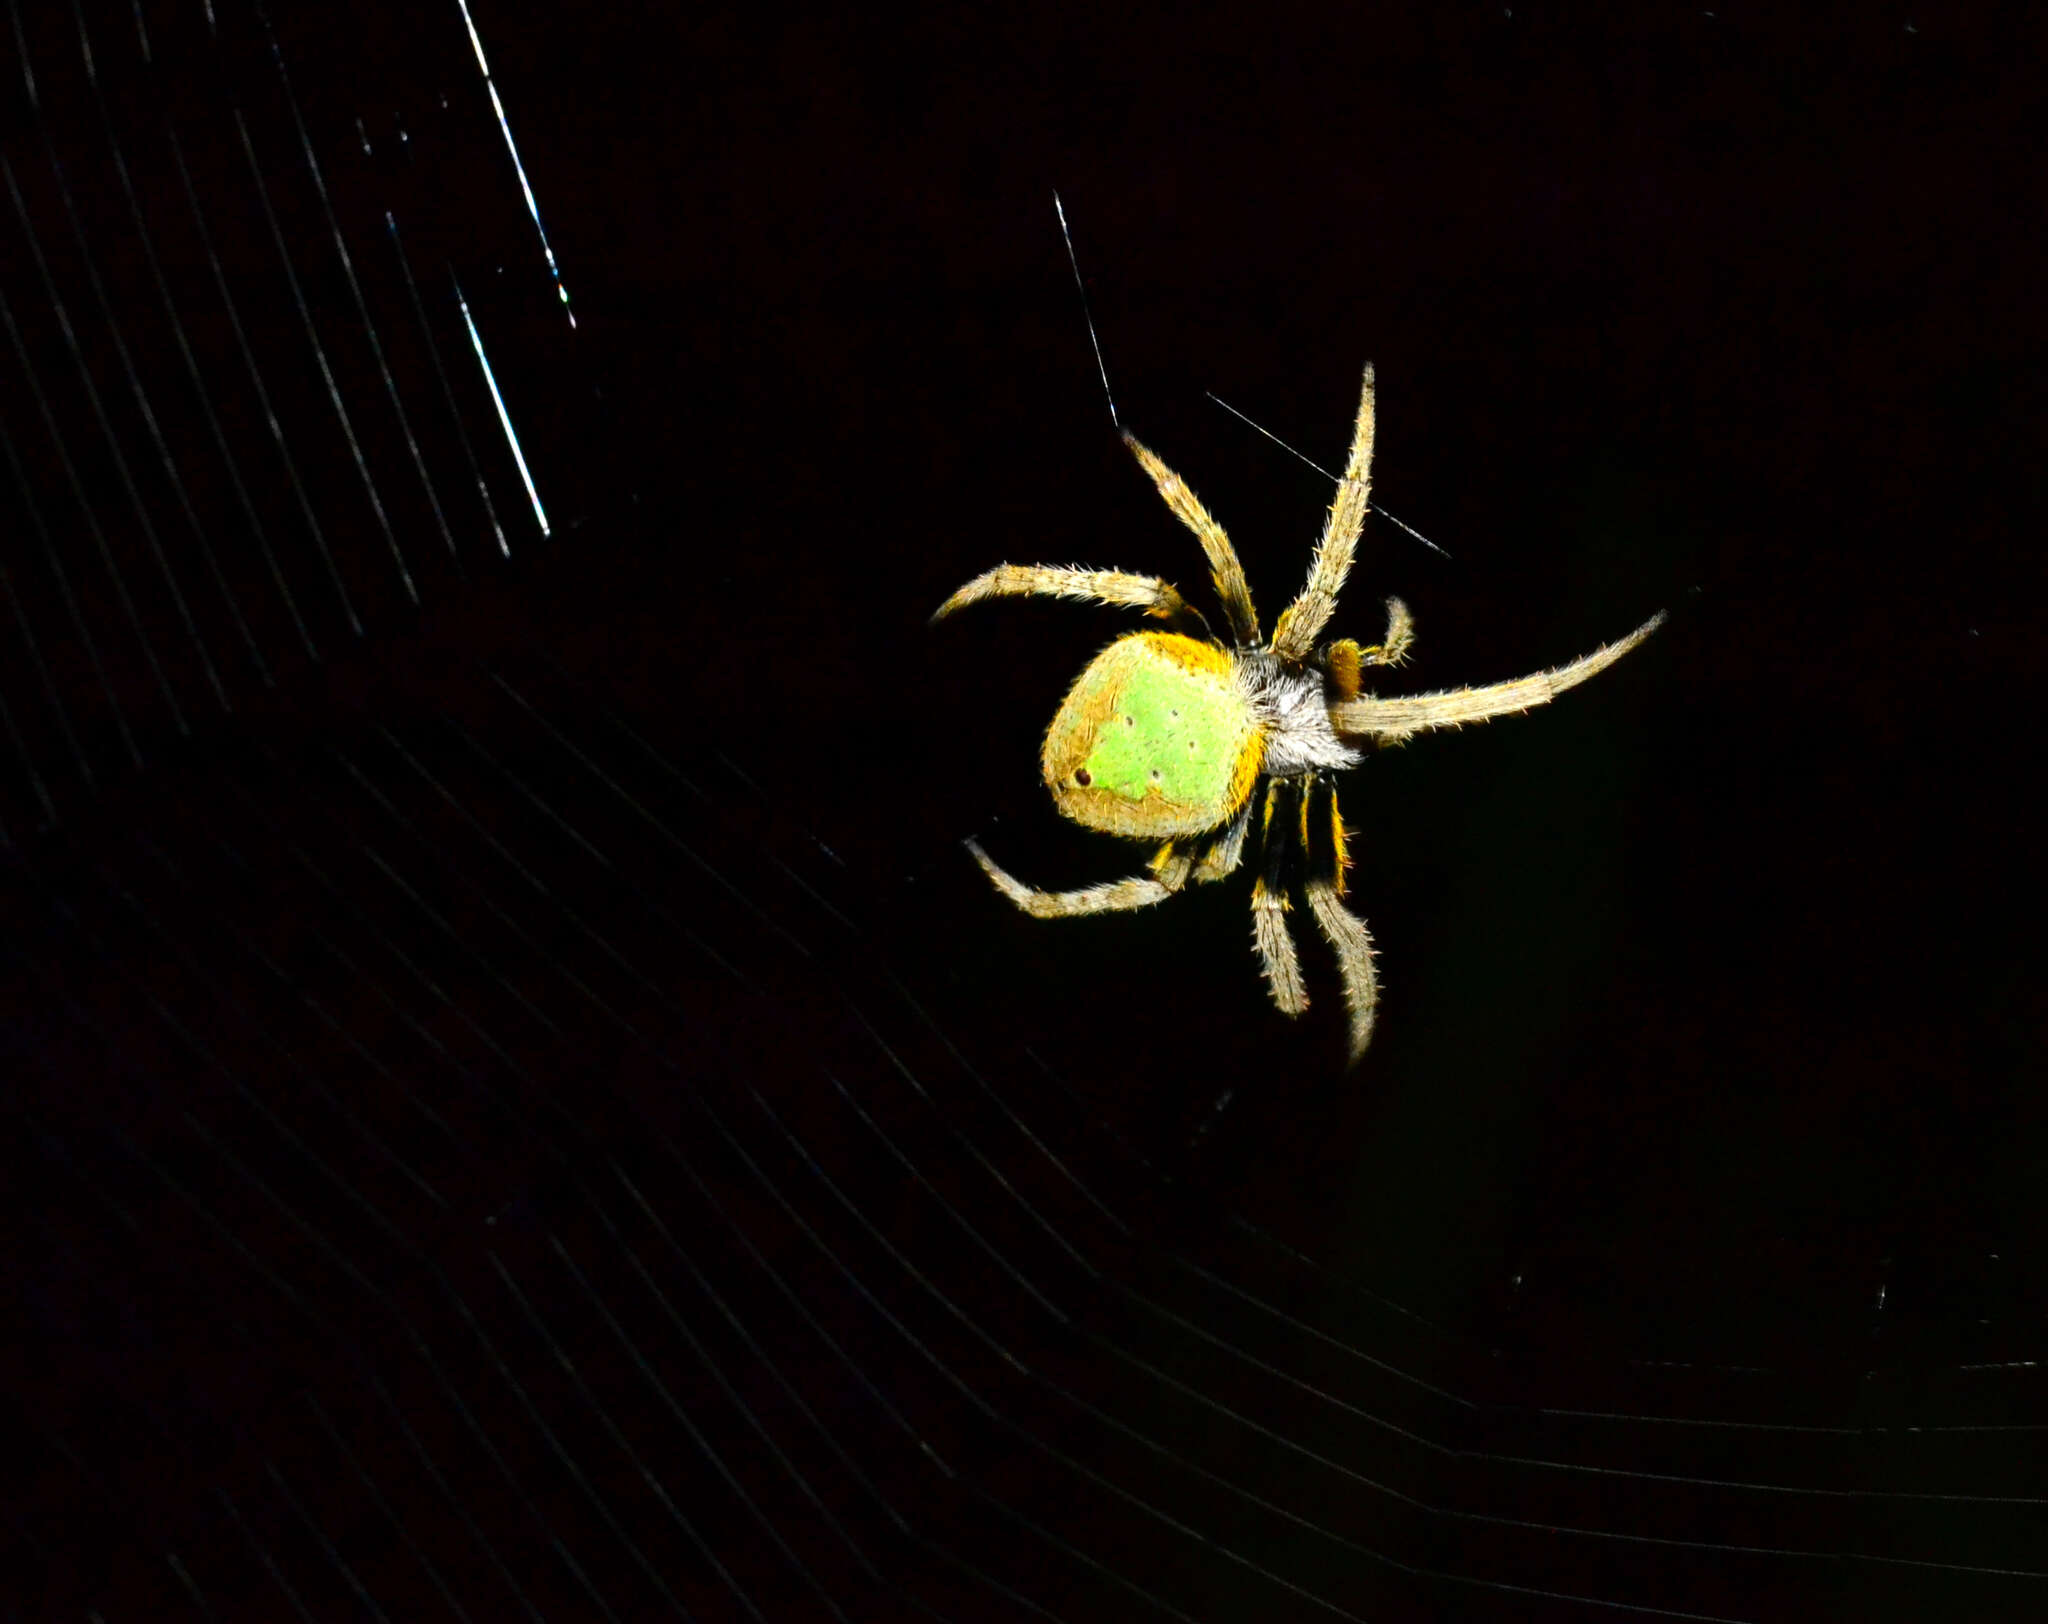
[5,3,2045,1619]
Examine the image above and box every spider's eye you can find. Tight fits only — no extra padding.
[1149,768,1161,783]
[1074,768,1092,787]
[1123,715,1134,728]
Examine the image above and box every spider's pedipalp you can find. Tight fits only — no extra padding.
[932,563,1206,632]
[1305,780,1379,1063]
[1329,611,1667,744]
[1249,781,1307,1015]
[1365,596,1414,666]
[966,836,1188,918]
[1327,601,1414,706]
[1271,364,1376,662]
[1123,433,1262,647]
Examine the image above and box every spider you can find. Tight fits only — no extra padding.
[933,365,1664,1062]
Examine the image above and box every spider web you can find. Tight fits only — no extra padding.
[4,6,2045,1622]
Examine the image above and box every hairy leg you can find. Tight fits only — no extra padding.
[966,836,1193,918]
[1271,364,1375,661]
[1303,779,1379,1062]
[933,563,1207,635]
[1249,780,1306,1014]
[1194,800,1252,883]
[1330,611,1666,744]
[1122,434,1262,648]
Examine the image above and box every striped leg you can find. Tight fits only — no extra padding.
[1249,780,1306,1015]
[1302,779,1379,1062]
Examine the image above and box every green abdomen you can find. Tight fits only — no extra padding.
[1041,633,1263,839]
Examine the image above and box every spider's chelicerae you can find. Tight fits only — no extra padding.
[934,365,1663,1062]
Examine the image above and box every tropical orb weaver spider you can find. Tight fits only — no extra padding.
[934,365,1664,1062]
